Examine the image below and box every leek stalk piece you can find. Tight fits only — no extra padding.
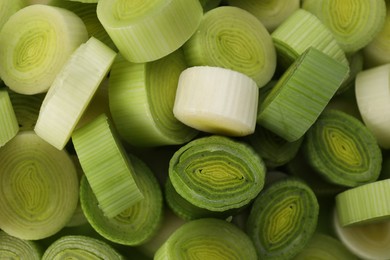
[0,90,19,147]
[34,37,116,150]
[0,131,79,240]
[109,50,198,147]
[154,218,257,260]
[0,5,88,94]
[0,0,26,31]
[183,6,276,87]
[246,178,319,259]
[96,0,203,63]
[72,114,143,219]
[173,66,258,136]
[0,231,42,259]
[257,47,349,142]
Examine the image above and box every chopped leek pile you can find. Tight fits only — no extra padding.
[1,1,390,259]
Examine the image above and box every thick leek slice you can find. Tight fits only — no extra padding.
[96,0,203,63]
[0,90,19,147]
[0,231,42,259]
[0,131,79,240]
[183,6,276,87]
[246,178,319,259]
[0,5,88,94]
[154,218,257,260]
[0,0,26,31]
[109,50,198,147]
[72,114,143,218]
[173,66,259,136]
[257,47,349,142]
[34,37,116,150]
[302,0,386,54]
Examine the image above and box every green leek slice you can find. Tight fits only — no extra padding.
[246,178,319,259]
[0,4,88,94]
[154,218,257,260]
[0,131,79,240]
[0,230,42,259]
[183,6,276,87]
[96,0,203,62]
[0,90,19,147]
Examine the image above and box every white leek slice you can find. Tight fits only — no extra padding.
[34,37,116,150]
[0,5,88,94]
[0,90,19,147]
[355,64,390,149]
[173,66,259,136]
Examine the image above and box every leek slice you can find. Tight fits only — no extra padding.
[0,90,19,147]
[108,50,198,147]
[72,114,143,218]
[0,0,26,31]
[173,66,259,136]
[0,131,79,240]
[0,231,42,259]
[96,0,203,63]
[0,5,88,94]
[154,218,257,260]
[302,0,386,54]
[183,6,276,87]
[257,47,349,142]
[34,37,116,150]
[246,178,319,259]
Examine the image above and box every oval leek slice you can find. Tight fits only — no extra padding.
[0,230,42,259]
[0,89,19,147]
[0,5,88,94]
[246,178,319,259]
[0,131,79,240]
[183,6,276,87]
[154,218,257,260]
[96,0,203,63]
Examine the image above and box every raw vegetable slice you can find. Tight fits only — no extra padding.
[0,231,42,259]
[0,90,19,147]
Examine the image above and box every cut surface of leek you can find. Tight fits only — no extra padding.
[0,4,88,94]
[0,90,19,147]
[0,230,42,259]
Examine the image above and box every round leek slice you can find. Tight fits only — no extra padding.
[96,0,203,63]
[154,218,257,260]
[0,89,19,147]
[183,6,276,87]
[0,5,88,94]
[0,131,79,240]
[0,231,42,259]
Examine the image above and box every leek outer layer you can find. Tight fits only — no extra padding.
[0,89,19,147]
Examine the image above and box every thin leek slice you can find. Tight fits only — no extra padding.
[0,231,42,259]
[0,131,79,240]
[96,0,203,63]
[257,47,349,142]
[246,178,319,259]
[0,0,26,31]
[42,235,124,260]
[0,5,88,94]
[302,0,386,54]
[0,90,19,147]
[108,50,198,147]
[34,37,116,150]
[173,66,259,136]
[182,6,276,87]
[72,114,143,218]
[304,109,382,188]
[154,218,257,260]
[80,154,163,246]
[169,135,266,213]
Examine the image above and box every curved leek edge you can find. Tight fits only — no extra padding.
[108,50,198,147]
[199,0,221,12]
[80,154,164,246]
[271,9,349,69]
[42,235,124,260]
[337,51,364,95]
[302,0,386,54]
[0,90,19,147]
[0,0,26,30]
[0,5,88,95]
[304,109,382,187]
[0,231,42,259]
[0,131,79,240]
[246,178,319,259]
[226,0,300,32]
[97,0,203,63]
[355,63,390,149]
[154,218,257,260]
[183,6,276,87]
[293,233,357,260]
[34,37,116,150]
[334,209,390,260]
[335,179,390,226]
[169,135,266,212]
[257,47,350,142]
[173,66,259,136]
[72,114,144,219]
